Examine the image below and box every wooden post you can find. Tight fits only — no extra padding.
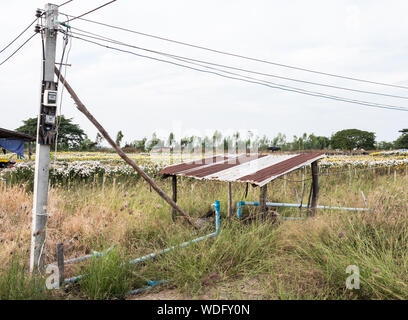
[28,142,32,160]
[259,185,267,220]
[299,182,306,217]
[306,183,313,210]
[56,243,64,288]
[55,67,199,229]
[227,182,232,218]
[172,175,177,221]
[310,161,319,216]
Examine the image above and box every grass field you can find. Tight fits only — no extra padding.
[1,155,408,300]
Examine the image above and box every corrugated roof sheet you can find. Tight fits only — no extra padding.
[0,128,35,142]
[158,153,325,186]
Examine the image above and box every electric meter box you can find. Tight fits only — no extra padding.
[43,90,58,107]
[45,115,56,125]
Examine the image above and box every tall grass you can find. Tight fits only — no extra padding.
[0,253,50,300]
[77,248,137,300]
[1,169,407,299]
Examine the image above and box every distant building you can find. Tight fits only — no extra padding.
[151,146,171,153]
[0,128,35,167]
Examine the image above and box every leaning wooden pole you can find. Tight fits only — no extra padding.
[55,67,198,229]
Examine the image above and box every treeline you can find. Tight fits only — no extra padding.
[123,128,408,152]
[15,116,408,152]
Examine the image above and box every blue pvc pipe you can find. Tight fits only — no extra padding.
[46,247,115,271]
[265,202,369,212]
[129,200,221,265]
[128,280,169,295]
[236,201,369,219]
[63,200,221,285]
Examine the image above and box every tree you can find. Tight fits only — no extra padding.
[146,132,163,151]
[331,129,375,151]
[316,136,330,150]
[125,137,147,151]
[95,132,104,148]
[212,130,222,153]
[80,135,96,151]
[16,115,86,150]
[115,130,124,147]
[394,129,408,149]
[167,132,175,151]
[257,135,270,151]
[272,132,287,148]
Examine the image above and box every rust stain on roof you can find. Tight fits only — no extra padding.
[186,154,266,178]
[238,153,324,185]
[158,155,228,175]
[158,153,325,186]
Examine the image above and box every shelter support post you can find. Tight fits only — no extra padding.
[28,142,32,160]
[259,185,267,220]
[227,182,232,218]
[172,175,177,221]
[310,160,319,216]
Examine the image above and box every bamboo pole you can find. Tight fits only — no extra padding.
[55,67,198,229]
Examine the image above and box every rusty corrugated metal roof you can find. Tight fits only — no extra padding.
[158,153,325,186]
[0,128,35,142]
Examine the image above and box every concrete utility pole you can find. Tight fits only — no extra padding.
[30,3,59,272]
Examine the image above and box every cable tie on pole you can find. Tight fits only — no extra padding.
[57,20,71,29]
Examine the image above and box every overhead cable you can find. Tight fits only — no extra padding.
[69,34,408,112]
[68,27,408,100]
[0,18,38,55]
[0,33,38,67]
[62,0,117,23]
[60,13,408,90]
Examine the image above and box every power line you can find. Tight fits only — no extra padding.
[62,0,117,23]
[0,33,38,67]
[69,34,408,112]
[60,13,408,90]
[63,30,408,112]
[67,26,408,101]
[0,18,38,55]
[69,33,408,112]
[58,0,74,8]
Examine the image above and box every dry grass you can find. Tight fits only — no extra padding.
[0,169,407,299]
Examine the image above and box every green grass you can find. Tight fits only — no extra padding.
[76,247,144,300]
[0,253,50,300]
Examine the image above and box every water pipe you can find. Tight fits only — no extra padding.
[62,200,221,285]
[46,246,115,271]
[237,201,369,219]
[129,200,220,265]
[128,280,169,295]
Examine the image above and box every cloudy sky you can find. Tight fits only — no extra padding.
[1,0,408,145]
